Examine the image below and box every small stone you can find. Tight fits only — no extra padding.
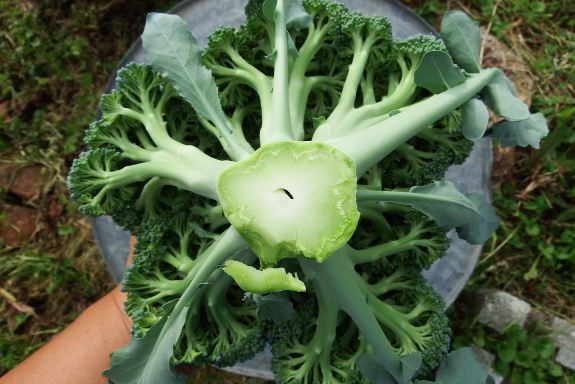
[0,204,39,245]
[0,164,49,201]
[470,345,504,384]
[44,198,64,221]
[477,290,531,332]
[552,317,575,371]
[10,165,48,201]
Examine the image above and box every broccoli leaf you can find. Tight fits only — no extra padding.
[355,354,396,384]
[251,292,296,321]
[492,112,548,149]
[481,83,530,121]
[434,348,493,384]
[489,68,518,95]
[263,0,312,29]
[104,301,189,384]
[461,98,489,141]
[440,11,481,73]
[357,181,500,244]
[414,51,465,94]
[142,13,229,134]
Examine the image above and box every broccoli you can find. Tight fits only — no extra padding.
[122,211,266,367]
[267,253,450,384]
[67,1,547,383]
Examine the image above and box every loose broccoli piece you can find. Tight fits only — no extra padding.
[67,1,547,383]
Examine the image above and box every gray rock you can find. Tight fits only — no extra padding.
[477,290,532,332]
[470,345,505,384]
[552,317,575,371]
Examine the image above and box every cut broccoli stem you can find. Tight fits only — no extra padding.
[263,0,295,145]
[304,248,404,383]
[323,67,499,177]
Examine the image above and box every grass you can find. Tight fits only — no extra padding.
[0,0,573,382]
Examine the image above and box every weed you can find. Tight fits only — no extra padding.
[453,317,574,384]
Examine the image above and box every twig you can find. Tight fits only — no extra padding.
[479,223,522,265]
[479,0,502,67]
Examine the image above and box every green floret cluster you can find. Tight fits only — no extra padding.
[123,211,266,367]
[265,260,450,384]
[67,0,547,383]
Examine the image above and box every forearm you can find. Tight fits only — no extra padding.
[0,285,131,384]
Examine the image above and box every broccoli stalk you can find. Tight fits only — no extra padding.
[324,66,499,177]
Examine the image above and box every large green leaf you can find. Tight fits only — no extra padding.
[440,11,481,73]
[481,82,530,121]
[492,112,548,149]
[356,353,422,384]
[435,348,492,384]
[357,181,500,244]
[103,301,189,384]
[414,51,466,94]
[461,98,489,141]
[489,68,517,95]
[141,13,230,134]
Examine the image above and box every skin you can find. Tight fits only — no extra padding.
[0,238,137,384]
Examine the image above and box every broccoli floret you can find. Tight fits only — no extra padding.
[380,123,474,188]
[67,148,136,217]
[67,62,229,221]
[122,211,265,367]
[266,258,450,384]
